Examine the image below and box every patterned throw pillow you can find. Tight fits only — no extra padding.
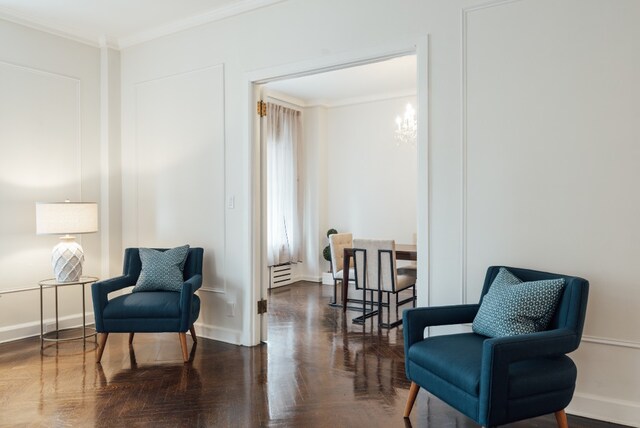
[472,267,565,337]
[133,245,190,292]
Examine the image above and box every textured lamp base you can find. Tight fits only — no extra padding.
[51,236,84,282]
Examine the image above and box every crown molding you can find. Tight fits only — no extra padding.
[0,0,286,50]
[0,6,99,47]
[118,0,286,49]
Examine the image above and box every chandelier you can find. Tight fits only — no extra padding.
[394,103,417,146]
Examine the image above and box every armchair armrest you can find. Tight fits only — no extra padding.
[403,304,480,352]
[479,328,578,424]
[179,274,203,331]
[184,273,203,292]
[91,275,136,332]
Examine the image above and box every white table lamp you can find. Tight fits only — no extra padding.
[36,201,98,282]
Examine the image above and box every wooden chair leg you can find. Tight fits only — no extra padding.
[404,381,420,418]
[179,333,189,363]
[189,326,197,343]
[128,332,135,344]
[555,409,569,428]
[96,333,109,363]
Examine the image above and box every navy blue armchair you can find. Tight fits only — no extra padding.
[403,266,589,427]
[92,247,204,363]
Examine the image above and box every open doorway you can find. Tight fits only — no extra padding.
[255,53,419,342]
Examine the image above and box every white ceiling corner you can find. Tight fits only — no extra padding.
[0,0,286,49]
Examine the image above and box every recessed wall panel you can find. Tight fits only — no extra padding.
[134,65,225,290]
[464,0,640,342]
[0,62,81,290]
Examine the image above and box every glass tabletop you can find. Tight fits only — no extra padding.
[38,276,99,287]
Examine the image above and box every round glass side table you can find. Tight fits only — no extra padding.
[39,276,99,349]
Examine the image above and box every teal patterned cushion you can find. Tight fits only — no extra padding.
[133,245,190,292]
[472,267,565,337]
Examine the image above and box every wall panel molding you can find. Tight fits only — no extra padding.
[460,2,640,425]
[0,59,82,293]
[133,64,226,293]
[582,335,640,350]
[460,0,528,307]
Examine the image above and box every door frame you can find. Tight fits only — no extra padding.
[244,37,430,345]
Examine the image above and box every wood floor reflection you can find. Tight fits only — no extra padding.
[0,281,626,427]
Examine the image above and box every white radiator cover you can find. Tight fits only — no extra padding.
[269,264,293,288]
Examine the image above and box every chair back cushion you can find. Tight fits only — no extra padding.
[353,239,396,291]
[480,266,589,343]
[329,233,352,278]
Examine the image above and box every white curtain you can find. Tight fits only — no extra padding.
[266,102,302,266]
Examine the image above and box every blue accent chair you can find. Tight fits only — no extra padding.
[92,247,204,363]
[403,266,589,427]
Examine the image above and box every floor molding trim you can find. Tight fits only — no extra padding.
[0,312,95,344]
[194,322,242,346]
[569,392,640,428]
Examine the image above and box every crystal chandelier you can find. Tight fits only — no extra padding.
[394,103,417,146]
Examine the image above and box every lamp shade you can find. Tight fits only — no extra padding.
[36,202,98,235]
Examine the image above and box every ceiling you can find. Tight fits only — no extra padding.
[265,55,417,107]
[0,1,416,101]
[0,0,284,48]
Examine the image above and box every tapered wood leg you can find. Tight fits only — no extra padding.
[555,409,569,428]
[96,333,109,363]
[128,332,135,344]
[179,333,189,363]
[189,326,197,343]
[404,382,420,418]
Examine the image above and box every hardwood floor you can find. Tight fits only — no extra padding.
[0,281,627,427]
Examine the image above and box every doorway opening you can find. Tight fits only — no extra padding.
[253,52,422,343]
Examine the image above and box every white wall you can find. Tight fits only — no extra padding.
[326,96,418,245]
[462,1,640,423]
[293,95,418,282]
[301,105,328,281]
[0,19,105,342]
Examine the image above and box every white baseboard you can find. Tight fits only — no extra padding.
[194,322,242,346]
[321,272,333,285]
[0,312,95,344]
[569,392,640,427]
[293,275,321,283]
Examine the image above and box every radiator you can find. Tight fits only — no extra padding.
[270,264,293,288]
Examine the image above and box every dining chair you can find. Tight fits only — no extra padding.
[328,233,360,309]
[352,239,416,328]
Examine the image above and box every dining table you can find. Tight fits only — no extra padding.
[342,244,417,312]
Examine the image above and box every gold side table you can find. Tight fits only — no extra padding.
[39,276,99,349]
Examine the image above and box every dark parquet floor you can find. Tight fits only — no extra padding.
[0,281,628,427]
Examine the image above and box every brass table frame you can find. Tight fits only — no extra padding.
[39,276,99,349]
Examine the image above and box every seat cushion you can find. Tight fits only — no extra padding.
[104,291,182,319]
[408,333,484,396]
[395,273,416,291]
[408,333,577,398]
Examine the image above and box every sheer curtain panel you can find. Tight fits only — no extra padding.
[266,103,302,266]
